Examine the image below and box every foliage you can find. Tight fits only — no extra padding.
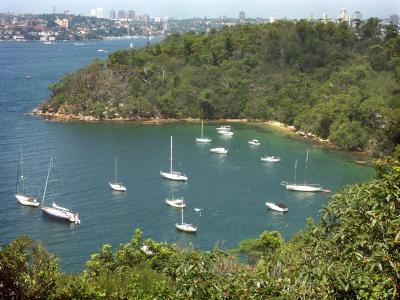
[39,20,400,156]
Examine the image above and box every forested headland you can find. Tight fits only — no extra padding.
[1,156,399,299]
[36,19,400,155]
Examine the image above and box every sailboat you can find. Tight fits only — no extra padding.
[282,150,329,192]
[195,121,212,143]
[108,157,127,192]
[130,42,133,48]
[41,153,80,224]
[165,190,186,208]
[175,206,197,233]
[160,136,188,181]
[261,143,280,162]
[15,148,39,207]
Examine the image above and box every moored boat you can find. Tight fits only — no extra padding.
[15,148,39,207]
[160,136,188,181]
[210,147,228,154]
[248,139,260,146]
[265,202,288,212]
[41,153,80,224]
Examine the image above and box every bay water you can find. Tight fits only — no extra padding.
[0,39,374,272]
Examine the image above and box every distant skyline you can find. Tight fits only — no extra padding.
[1,0,399,19]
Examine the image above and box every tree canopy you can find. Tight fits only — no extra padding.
[39,20,400,155]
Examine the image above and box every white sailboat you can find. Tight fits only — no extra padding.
[195,121,212,143]
[175,206,197,233]
[15,149,39,207]
[165,188,186,208]
[261,143,280,162]
[265,202,288,212]
[248,139,260,146]
[160,136,188,181]
[41,153,80,224]
[109,157,127,192]
[282,151,330,192]
[210,147,228,154]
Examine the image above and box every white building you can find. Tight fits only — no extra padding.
[269,16,277,23]
[338,8,349,22]
[90,9,96,17]
[96,7,104,18]
[154,16,162,23]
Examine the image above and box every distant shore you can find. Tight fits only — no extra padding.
[31,109,371,162]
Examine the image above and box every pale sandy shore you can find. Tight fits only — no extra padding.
[31,109,370,161]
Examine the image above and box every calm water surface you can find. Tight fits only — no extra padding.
[0,40,375,272]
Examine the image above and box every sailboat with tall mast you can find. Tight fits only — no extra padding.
[261,142,280,162]
[41,153,80,224]
[175,206,197,233]
[109,157,127,192]
[160,136,188,181]
[282,150,329,192]
[15,148,39,207]
[196,121,212,143]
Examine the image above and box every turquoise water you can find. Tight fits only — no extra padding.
[0,40,375,272]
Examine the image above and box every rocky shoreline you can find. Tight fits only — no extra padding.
[31,109,370,163]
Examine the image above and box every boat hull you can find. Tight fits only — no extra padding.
[15,194,40,207]
[261,156,280,162]
[160,171,188,181]
[41,207,80,224]
[176,223,197,233]
[210,148,228,154]
[109,182,127,192]
[286,184,322,192]
[265,202,288,212]
[166,199,186,208]
[196,138,212,143]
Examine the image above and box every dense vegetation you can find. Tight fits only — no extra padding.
[1,158,399,299]
[39,19,400,155]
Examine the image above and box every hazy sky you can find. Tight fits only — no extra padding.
[1,0,399,19]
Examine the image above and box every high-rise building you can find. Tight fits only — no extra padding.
[110,9,115,19]
[118,10,126,19]
[154,16,162,23]
[338,8,349,23]
[143,14,150,23]
[239,10,245,20]
[389,13,399,26]
[96,7,104,18]
[127,10,135,20]
[90,9,96,17]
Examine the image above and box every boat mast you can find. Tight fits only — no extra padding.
[294,160,298,184]
[20,148,25,194]
[42,153,53,207]
[170,136,173,173]
[304,150,309,184]
[181,206,184,225]
[201,121,204,138]
[114,157,118,182]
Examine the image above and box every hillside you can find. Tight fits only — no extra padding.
[36,19,400,155]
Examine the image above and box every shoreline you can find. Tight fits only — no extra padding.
[31,109,372,163]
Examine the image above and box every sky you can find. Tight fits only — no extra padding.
[0,0,399,19]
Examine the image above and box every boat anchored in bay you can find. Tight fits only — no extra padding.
[15,148,39,207]
[195,121,212,143]
[176,206,197,233]
[160,136,188,181]
[109,157,127,192]
[265,202,288,212]
[41,153,80,224]
[282,150,330,193]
